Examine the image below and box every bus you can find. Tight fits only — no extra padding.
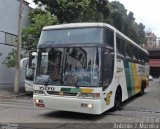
[20,52,36,92]
[33,23,149,114]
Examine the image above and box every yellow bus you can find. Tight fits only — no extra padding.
[33,23,149,114]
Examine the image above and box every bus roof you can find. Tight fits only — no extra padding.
[42,23,148,55]
[43,23,115,30]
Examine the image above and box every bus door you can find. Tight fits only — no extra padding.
[102,48,114,105]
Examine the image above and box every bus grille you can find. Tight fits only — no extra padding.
[46,91,78,96]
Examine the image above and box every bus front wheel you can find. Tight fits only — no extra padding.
[114,87,122,110]
[140,81,146,95]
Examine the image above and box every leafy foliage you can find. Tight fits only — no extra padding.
[3,49,17,68]
[33,0,146,44]
[109,1,145,44]
[22,9,58,53]
[33,0,110,23]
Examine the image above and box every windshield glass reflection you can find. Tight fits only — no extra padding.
[39,28,103,44]
[35,47,101,87]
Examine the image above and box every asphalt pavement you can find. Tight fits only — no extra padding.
[0,80,160,129]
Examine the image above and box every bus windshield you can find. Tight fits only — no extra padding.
[39,28,103,45]
[35,47,101,87]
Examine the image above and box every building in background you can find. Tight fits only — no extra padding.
[157,38,160,47]
[145,31,157,48]
[143,31,160,78]
[0,0,31,89]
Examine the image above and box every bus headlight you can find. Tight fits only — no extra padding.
[78,93,100,99]
[88,104,93,108]
[34,99,45,107]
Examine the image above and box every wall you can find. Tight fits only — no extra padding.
[0,0,31,89]
[0,0,30,34]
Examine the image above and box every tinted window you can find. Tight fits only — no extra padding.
[36,47,101,87]
[39,28,103,45]
[102,48,114,87]
[116,36,125,56]
[126,43,133,58]
[103,28,114,48]
[132,47,137,60]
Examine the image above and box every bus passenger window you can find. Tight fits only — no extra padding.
[116,36,125,57]
[103,28,114,48]
[135,48,139,61]
[126,43,133,59]
[132,47,137,61]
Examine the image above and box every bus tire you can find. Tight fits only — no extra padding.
[113,86,122,110]
[140,81,146,95]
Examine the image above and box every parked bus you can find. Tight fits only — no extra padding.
[20,52,36,92]
[33,23,149,114]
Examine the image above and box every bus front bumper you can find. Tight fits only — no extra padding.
[25,81,33,92]
[33,95,102,114]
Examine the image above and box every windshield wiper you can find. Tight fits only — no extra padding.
[44,76,51,86]
[44,70,60,86]
[63,68,79,88]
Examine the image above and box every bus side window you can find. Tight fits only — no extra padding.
[103,28,114,48]
[102,49,114,89]
[132,47,136,60]
[137,50,142,62]
[126,43,133,59]
[135,47,139,61]
[116,36,125,57]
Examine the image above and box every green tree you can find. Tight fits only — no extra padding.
[22,9,58,53]
[33,0,110,23]
[3,49,17,68]
[108,1,127,32]
[137,23,146,44]
[109,1,145,44]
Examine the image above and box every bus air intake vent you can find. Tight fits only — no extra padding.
[46,91,78,96]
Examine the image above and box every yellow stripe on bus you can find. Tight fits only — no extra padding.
[81,88,93,93]
[132,64,139,93]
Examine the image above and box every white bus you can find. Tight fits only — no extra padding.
[33,23,149,114]
[20,52,37,92]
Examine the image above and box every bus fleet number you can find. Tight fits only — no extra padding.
[39,86,55,91]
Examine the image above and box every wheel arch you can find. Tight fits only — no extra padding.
[113,85,122,110]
